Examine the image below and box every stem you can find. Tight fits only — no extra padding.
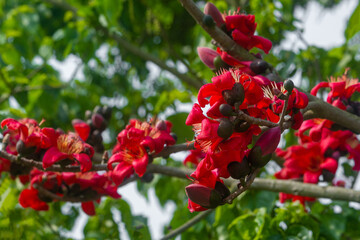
[160,209,213,240]
[223,168,260,204]
[278,93,289,131]
[237,110,278,128]
[0,143,195,173]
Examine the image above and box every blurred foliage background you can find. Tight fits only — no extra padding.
[0,0,360,239]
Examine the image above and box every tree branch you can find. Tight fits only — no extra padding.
[160,209,213,240]
[0,143,195,173]
[303,100,360,134]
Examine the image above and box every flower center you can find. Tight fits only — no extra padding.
[57,134,84,155]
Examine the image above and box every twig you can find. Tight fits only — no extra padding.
[34,184,100,203]
[0,143,196,173]
[278,93,289,131]
[160,209,213,240]
[223,168,260,204]
[237,110,278,128]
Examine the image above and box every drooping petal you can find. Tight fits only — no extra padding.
[303,171,321,184]
[81,201,96,216]
[42,147,71,169]
[111,163,133,185]
[73,153,92,172]
[19,188,49,211]
[72,119,91,141]
[132,154,149,177]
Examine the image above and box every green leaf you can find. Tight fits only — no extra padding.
[167,112,194,143]
[345,2,360,41]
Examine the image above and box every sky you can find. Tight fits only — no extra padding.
[52,0,359,239]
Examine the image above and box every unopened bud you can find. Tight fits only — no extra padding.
[214,55,229,71]
[219,104,234,117]
[185,183,222,209]
[101,106,112,120]
[254,126,281,156]
[248,146,271,168]
[227,157,251,179]
[92,113,106,131]
[155,120,167,131]
[284,79,294,93]
[217,118,233,139]
[222,83,245,106]
[214,181,230,199]
[204,2,225,27]
[203,14,216,28]
[250,59,269,74]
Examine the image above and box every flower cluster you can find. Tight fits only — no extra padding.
[275,71,360,204]
[184,3,308,212]
[108,119,176,185]
[0,112,176,215]
[19,169,120,215]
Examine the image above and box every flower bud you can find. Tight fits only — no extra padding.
[214,55,229,71]
[214,181,230,199]
[284,79,294,93]
[219,104,234,117]
[91,113,106,131]
[155,120,167,131]
[203,14,215,28]
[227,157,251,179]
[255,126,281,156]
[248,146,271,168]
[185,183,223,209]
[197,47,219,69]
[204,2,225,27]
[249,126,281,168]
[217,118,233,139]
[222,83,245,106]
[250,59,269,74]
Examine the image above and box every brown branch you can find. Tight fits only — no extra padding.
[161,209,213,240]
[0,143,195,173]
[223,168,261,204]
[237,110,278,128]
[303,100,360,134]
[33,184,100,203]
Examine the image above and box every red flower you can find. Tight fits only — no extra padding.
[42,134,93,172]
[197,69,264,119]
[1,118,55,153]
[109,119,175,185]
[204,3,272,54]
[19,187,49,211]
[225,12,272,53]
[311,71,360,103]
[262,82,308,129]
[275,142,338,184]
